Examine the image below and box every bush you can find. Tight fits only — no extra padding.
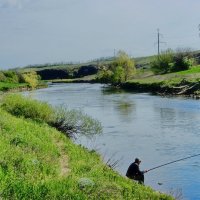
[96,69,113,83]
[170,49,195,72]
[51,106,102,137]
[1,94,54,123]
[1,94,102,137]
[22,71,41,89]
[151,48,196,74]
[151,49,174,74]
[3,71,19,83]
[0,71,7,82]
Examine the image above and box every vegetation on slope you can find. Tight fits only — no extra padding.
[0,82,27,92]
[0,70,43,91]
[0,94,173,199]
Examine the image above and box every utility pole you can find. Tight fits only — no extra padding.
[157,29,160,56]
[198,24,200,37]
[155,28,165,57]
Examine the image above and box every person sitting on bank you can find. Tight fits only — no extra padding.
[126,158,148,184]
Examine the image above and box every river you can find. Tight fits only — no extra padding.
[23,83,200,200]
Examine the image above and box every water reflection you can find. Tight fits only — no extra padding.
[101,85,128,95]
[114,101,135,122]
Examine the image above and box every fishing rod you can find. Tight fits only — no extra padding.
[146,153,200,172]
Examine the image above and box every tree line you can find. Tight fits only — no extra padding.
[1,48,198,88]
[96,48,198,85]
[0,70,40,89]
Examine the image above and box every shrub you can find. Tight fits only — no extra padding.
[3,71,19,83]
[96,69,113,83]
[1,94,102,137]
[51,106,102,138]
[22,71,41,89]
[1,94,54,123]
[171,50,195,72]
[151,48,196,74]
[150,49,174,74]
[0,71,7,82]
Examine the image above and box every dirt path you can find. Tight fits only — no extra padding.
[53,139,70,177]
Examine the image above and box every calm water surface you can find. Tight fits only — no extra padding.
[24,83,200,200]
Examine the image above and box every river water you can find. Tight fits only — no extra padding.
[23,83,200,200]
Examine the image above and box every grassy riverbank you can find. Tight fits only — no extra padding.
[0,82,28,91]
[0,94,173,199]
[49,65,200,97]
[121,65,200,97]
[0,81,47,92]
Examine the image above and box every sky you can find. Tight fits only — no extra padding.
[0,0,200,69]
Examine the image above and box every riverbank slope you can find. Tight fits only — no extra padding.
[0,95,173,199]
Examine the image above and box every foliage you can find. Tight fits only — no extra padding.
[51,106,102,137]
[22,71,41,89]
[0,82,27,91]
[150,49,174,74]
[0,71,7,82]
[96,50,136,84]
[1,94,54,123]
[171,48,195,72]
[3,70,19,83]
[151,48,196,74]
[176,65,200,75]
[0,107,173,199]
[0,70,41,90]
[112,50,136,82]
[1,94,102,138]
[111,66,125,84]
[96,69,113,83]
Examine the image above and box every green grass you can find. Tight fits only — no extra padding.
[127,65,200,86]
[0,95,174,199]
[176,65,200,75]
[0,82,27,91]
[1,94,54,123]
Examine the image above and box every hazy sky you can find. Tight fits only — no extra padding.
[0,0,200,69]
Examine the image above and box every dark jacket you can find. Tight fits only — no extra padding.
[126,162,144,182]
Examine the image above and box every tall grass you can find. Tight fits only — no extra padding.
[1,94,53,123]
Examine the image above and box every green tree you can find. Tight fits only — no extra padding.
[96,69,113,83]
[96,50,136,84]
[113,50,136,81]
[22,71,40,89]
[112,66,125,84]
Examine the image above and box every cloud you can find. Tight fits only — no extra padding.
[0,0,30,9]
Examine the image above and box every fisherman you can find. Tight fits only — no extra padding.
[126,158,148,184]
